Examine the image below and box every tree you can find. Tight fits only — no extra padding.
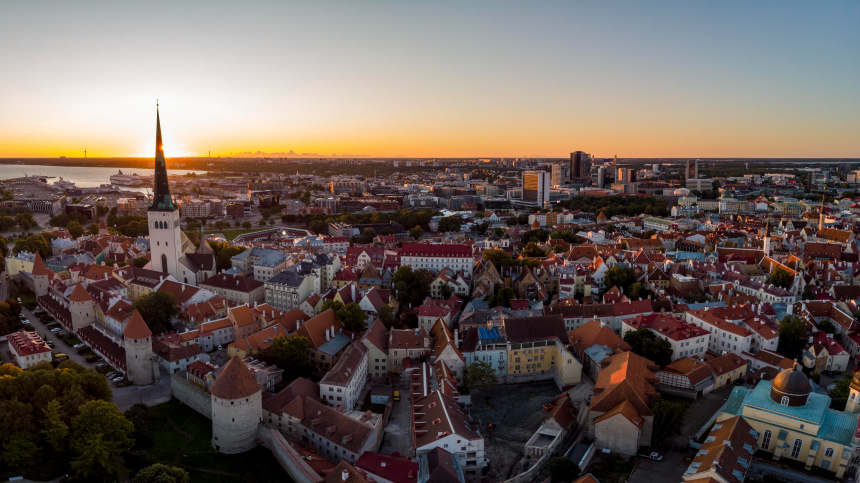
[505,216,518,226]
[125,403,153,448]
[829,373,854,410]
[378,304,396,329]
[133,463,190,483]
[392,266,432,308]
[261,333,310,380]
[487,287,515,309]
[810,371,821,384]
[41,399,69,453]
[546,457,580,483]
[362,228,377,243]
[2,433,40,473]
[337,302,368,332]
[769,266,792,289]
[437,216,462,233]
[650,398,686,445]
[627,282,647,300]
[623,328,673,368]
[131,292,179,334]
[87,223,99,235]
[819,319,836,334]
[241,221,252,229]
[642,229,656,239]
[522,242,545,258]
[209,242,246,271]
[802,284,814,300]
[409,225,424,239]
[69,433,124,482]
[132,257,149,268]
[308,219,328,235]
[464,361,498,393]
[603,266,636,295]
[439,284,454,300]
[777,315,807,360]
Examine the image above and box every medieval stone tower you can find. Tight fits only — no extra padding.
[209,355,262,454]
[123,309,155,386]
[68,284,95,332]
[32,252,52,297]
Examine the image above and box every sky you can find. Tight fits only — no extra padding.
[0,1,858,159]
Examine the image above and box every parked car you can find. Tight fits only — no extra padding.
[54,353,68,361]
[97,362,108,368]
[824,370,841,377]
[217,344,223,351]
[733,378,745,386]
[50,327,61,333]
[112,377,124,382]
[46,341,54,348]
[73,343,85,349]
[639,452,663,461]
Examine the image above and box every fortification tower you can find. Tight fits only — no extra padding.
[123,309,155,386]
[209,355,262,454]
[68,283,94,332]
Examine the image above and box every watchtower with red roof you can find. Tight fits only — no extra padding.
[123,309,155,386]
[209,355,263,454]
[68,283,95,332]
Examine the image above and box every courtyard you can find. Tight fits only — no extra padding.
[468,381,563,482]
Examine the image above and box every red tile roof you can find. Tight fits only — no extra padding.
[209,355,262,400]
[123,309,152,339]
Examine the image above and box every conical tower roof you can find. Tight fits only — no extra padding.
[209,355,261,400]
[32,252,52,278]
[98,218,108,229]
[123,309,153,340]
[68,283,92,303]
[149,105,175,212]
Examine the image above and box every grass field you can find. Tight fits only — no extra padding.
[219,228,270,241]
[143,398,289,483]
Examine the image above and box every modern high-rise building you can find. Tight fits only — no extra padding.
[522,171,550,208]
[570,151,592,185]
[685,159,699,180]
[551,164,569,187]
[597,166,606,188]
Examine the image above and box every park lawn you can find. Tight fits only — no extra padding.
[220,228,269,241]
[145,398,287,483]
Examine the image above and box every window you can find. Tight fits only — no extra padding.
[781,396,789,406]
[761,430,772,450]
[790,439,803,459]
[825,447,834,458]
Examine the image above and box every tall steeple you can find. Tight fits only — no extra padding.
[150,102,175,211]
[819,184,826,231]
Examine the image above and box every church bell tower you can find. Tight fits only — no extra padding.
[147,104,183,278]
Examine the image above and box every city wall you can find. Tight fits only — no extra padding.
[170,373,212,419]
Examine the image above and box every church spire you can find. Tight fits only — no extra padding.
[150,102,175,211]
[819,183,826,230]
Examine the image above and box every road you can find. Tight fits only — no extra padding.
[23,305,93,367]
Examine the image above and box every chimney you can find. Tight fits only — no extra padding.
[181,285,185,292]
[326,329,330,341]
[342,470,349,482]
[297,320,301,331]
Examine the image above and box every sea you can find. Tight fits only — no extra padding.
[0,164,206,193]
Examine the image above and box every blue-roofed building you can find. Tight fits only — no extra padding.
[715,368,860,479]
[460,326,507,375]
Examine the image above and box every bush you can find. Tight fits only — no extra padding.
[85,355,101,363]
[22,323,34,331]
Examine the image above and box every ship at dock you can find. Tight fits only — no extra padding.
[109,169,145,186]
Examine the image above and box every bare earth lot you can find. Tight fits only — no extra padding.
[469,381,561,482]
